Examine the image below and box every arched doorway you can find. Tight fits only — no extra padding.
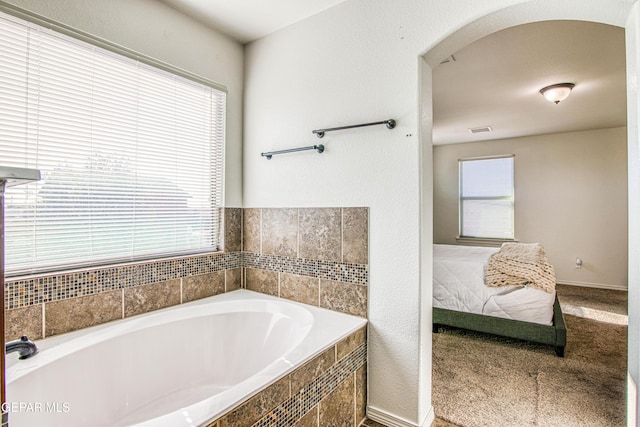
[417,1,639,425]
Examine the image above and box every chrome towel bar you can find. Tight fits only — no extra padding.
[261,144,325,160]
[312,119,396,138]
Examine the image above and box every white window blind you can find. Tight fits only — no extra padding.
[459,156,514,239]
[0,12,226,276]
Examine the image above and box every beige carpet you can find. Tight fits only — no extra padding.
[432,285,627,427]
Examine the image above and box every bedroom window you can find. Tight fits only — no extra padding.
[459,155,514,239]
[0,11,226,276]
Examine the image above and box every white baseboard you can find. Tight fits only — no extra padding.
[556,280,627,291]
[366,405,434,427]
[420,407,435,427]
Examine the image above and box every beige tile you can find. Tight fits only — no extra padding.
[299,208,342,262]
[280,273,319,306]
[45,290,122,337]
[224,208,242,252]
[295,406,318,426]
[124,279,180,318]
[342,207,368,264]
[243,208,261,253]
[320,280,367,318]
[245,268,278,297]
[290,346,336,394]
[5,304,43,341]
[337,326,367,360]
[225,268,242,292]
[319,375,354,427]
[205,420,219,427]
[183,271,225,303]
[262,208,298,257]
[356,365,367,425]
[219,376,290,427]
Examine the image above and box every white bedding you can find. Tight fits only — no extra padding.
[433,244,555,326]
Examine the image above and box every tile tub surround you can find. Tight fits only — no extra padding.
[5,262,244,341]
[206,326,367,427]
[242,207,369,318]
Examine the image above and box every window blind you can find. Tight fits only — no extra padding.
[459,156,514,239]
[0,12,226,276]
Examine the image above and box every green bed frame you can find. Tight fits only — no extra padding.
[433,296,567,357]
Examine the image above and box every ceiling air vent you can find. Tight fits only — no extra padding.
[468,126,493,134]
[440,55,456,64]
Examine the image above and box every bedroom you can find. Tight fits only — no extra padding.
[432,20,627,293]
[430,19,628,426]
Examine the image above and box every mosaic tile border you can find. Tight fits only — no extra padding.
[5,251,368,310]
[252,342,367,427]
[243,252,368,286]
[5,252,242,310]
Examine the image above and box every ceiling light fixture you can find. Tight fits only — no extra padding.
[468,126,492,134]
[539,83,575,104]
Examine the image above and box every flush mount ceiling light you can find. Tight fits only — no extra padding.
[539,83,575,104]
[468,126,493,134]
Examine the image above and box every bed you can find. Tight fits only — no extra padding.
[432,243,567,357]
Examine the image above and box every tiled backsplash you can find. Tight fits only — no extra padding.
[5,255,242,341]
[4,207,369,341]
[242,207,368,264]
[239,207,368,318]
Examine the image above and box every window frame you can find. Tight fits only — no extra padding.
[458,154,515,241]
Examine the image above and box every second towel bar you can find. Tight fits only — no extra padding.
[312,119,396,138]
[261,144,325,160]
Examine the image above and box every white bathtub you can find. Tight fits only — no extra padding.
[6,289,367,427]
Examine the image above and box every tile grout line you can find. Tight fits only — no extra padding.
[41,302,46,338]
[259,208,263,254]
[297,208,300,259]
[353,370,357,427]
[341,208,344,263]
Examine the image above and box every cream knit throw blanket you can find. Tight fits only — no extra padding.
[486,242,556,293]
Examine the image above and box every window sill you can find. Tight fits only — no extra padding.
[455,236,518,247]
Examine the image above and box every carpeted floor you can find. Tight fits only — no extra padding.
[432,284,627,427]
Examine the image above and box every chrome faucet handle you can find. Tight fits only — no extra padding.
[6,335,39,360]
